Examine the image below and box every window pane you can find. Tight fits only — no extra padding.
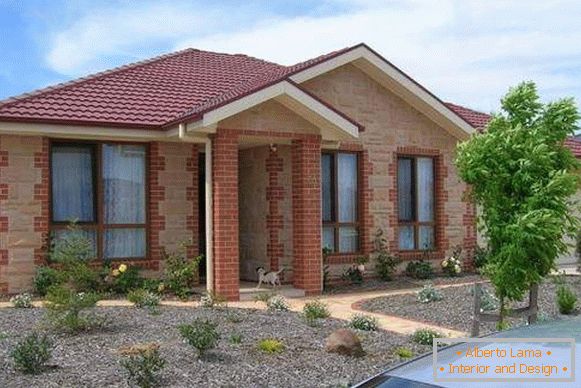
[53,229,97,259]
[417,157,434,222]
[51,145,95,222]
[398,158,413,221]
[104,228,146,259]
[321,154,333,222]
[339,227,358,253]
[418,225,434,250]
[399,225,415,250]
[322,226,335,251]
[338,153,358,222]
[103,144,146,224]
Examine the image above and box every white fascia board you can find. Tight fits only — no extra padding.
[289,46,475,137]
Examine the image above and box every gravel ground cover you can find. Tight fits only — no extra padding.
[0,306,430,388]
[360,276,581,335]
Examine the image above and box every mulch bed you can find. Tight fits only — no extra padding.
[359,276,581,335]
[0,306,430,387]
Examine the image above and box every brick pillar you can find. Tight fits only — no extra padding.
[291,136,322,295]
[148,142,166,271]
[266,148,284,272]
[0,136,8,293]
[33,138,49,266]
[212,130,239,301]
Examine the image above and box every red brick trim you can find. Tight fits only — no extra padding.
[148,142,166,271]
[218,127,322,141]
[33,137,50,265]
[266,148,284,272]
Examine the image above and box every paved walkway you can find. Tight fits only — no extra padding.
[0,281,475,337]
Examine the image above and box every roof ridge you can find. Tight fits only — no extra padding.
[0,47,198,110]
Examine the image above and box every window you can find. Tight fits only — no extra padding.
[397,156,435,250]
[50,142,147,260]
[321,152,359,253]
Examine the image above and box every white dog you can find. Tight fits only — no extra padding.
[256,267,284,289]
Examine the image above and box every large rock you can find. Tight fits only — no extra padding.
[325,329,364,357]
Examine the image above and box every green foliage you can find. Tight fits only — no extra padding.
[411,328,444,345]
[479,288,499,312]
[395,347,414,359]
[341,266,364,284]
[229,333,243,344]
[253,291,276,304]
[373,228,400,281]
[44,285,103,333]
[349,314,378,331]
[473,245,490,271]
[33,266,66,296]
[576,231,581,271]
[11,332,53,374]
[405,260,434,280]
[178,319,219,357]
[303,300,330,321]
[322,247,332,291]
[108,265,144,294]
[257,338,284,354]
[10,293,34,308]
[128,289,161,313]
[441,246,462,277]
[455,82,580,325]
[120,344,166,388]
[266,295,289,311]
[162,242,202,300]
[200,291,227,308]
[556,284,577,314]
[225,311,244,323]
[416,284,443,303]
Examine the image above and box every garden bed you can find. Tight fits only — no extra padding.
[0,306,430,387]
[359,276,581,335]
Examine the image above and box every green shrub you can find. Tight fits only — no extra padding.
[257,338,284,354]
[45,285,103,333]
[556,284,577,314]
[163,242,202,300]
[266,295,289,311]
[229,333,243,344]
[405,260,434,280]
[34,266,65,296]
[322,247,332,291]
[253,291,276,304]
[395,347,413,359]
[178,319,219,357]
[411,328,444,345]
[341,266,364,284]
[226,311,244,323]
[200,291,227,308]
[473,245,489,271]
[120,344,166,388]
[374,229,400,281]
[11,332,53,374]
[108,264,144,294]
[142,279,164,294]
[128,289,161,312]
[440,246,462,277]
[10,293,34,308]
[416,284,443,303]
[480,288,499,312]
[349,314,378,331]
[303,300,330,321]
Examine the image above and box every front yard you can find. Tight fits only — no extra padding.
[0,305,430,388]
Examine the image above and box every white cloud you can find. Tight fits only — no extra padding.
[45,0,581,112]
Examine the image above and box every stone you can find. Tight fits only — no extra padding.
[325,328,364,357]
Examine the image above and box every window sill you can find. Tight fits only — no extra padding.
[325,252,364,265]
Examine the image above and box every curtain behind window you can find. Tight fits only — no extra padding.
[321,154,333,222]
[51,145,94,222]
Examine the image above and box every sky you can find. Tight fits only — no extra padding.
[1,0,580,114]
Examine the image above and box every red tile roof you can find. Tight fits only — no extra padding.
[445,102,491,130]
[564,137,581,158]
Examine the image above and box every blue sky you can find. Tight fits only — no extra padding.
[1,0,580,114]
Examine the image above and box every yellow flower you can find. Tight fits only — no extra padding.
[157,283,165,293]
[112,269,120,277]
[118,264,128,273]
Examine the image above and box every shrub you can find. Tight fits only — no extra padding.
[341,266,364,284]
[33,266,65,296]
[322,247,332,291]
[229,333,243,344]
[11,332,53,374]
[411,328,444,345]
[473,245,490,271]
[163,242,202,300]
[405,260,434,280]
[200,291,227,308]
[556,284,577,314]
[349,314,378,331]
[44,285,103,333]
[226,311,244,323]
[440,246,462,277]
[142,279,164,294]
[10,293,34,308]
[266,295,289,311]
[178,319,219,357]
[128,289,161,312]
[416,284,443,304]
[257,338,284,354]
[253,291,276,304]
[373,229,400,281]
[119,343,166,388]
[108,264,144,294]
[303,300,330,321]
[480,288,499,312]
[395,347,413,359]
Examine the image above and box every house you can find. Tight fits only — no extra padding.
[0,43,493,301]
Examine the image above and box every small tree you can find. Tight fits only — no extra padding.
[455,82,580,326]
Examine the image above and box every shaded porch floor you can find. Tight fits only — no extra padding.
[193,281,306,301]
